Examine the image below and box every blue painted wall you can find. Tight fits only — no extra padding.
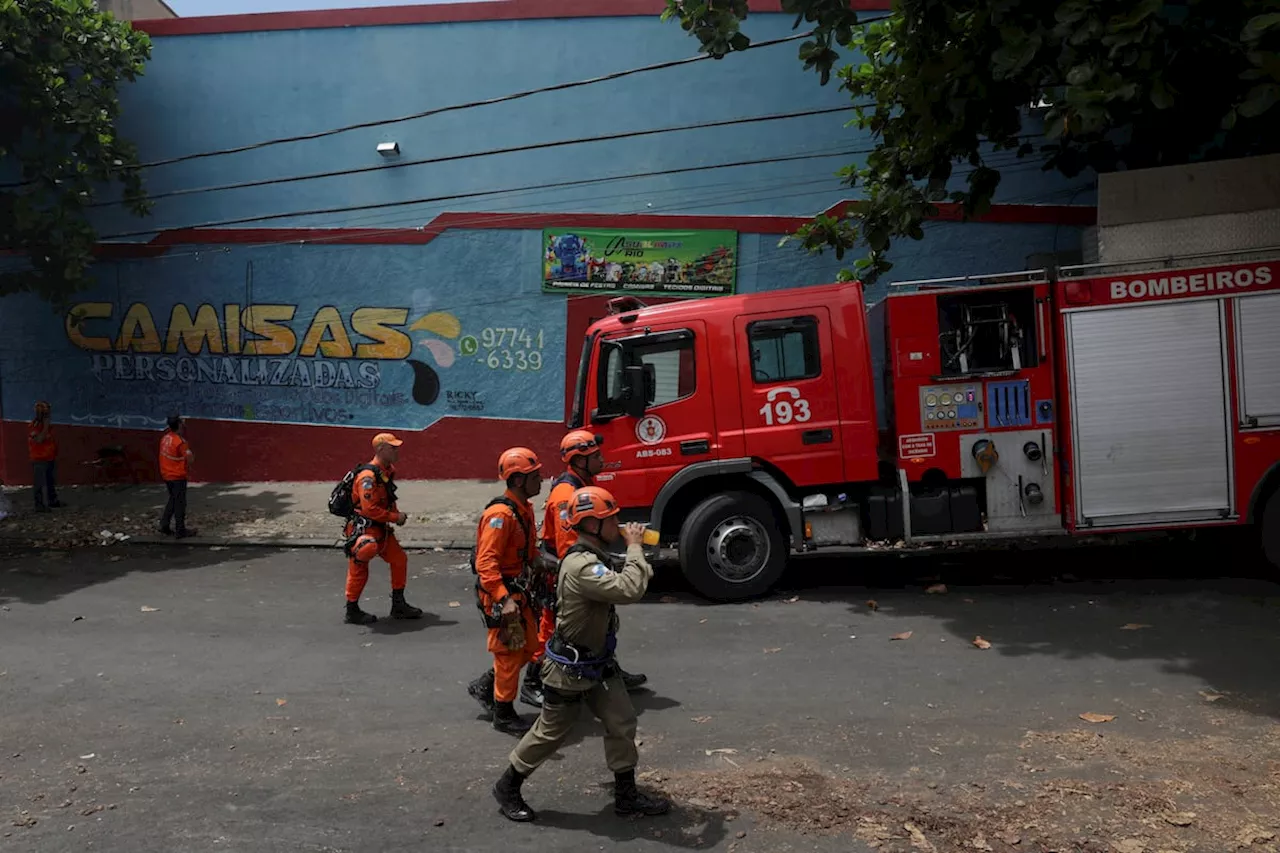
[0,10,1095,478]
[86,12,1093,237]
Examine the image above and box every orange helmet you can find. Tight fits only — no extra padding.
[565,486,620,527]
[498,447,542,480]
[560,430,604,463]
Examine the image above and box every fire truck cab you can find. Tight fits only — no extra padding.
[567,250,1280,601]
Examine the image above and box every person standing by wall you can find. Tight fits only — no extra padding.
[158,415,197,538]
[28,401,61,512]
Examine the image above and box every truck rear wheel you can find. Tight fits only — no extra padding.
[1262,489,1280,569]
[678,491,788,601]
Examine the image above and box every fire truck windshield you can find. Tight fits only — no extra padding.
[567,331,596,428]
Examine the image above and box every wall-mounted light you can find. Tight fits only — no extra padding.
[377,141,400,157]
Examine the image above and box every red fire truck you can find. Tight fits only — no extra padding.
[566,248,1280,600]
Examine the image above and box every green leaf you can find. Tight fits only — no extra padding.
[1238,84,1280,119]
[1241,12,1280,43]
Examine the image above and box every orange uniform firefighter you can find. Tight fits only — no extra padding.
[467,447,543,735]
[158,415,196,538]
[520,430,647,708]
[28,401,61,512]
[342,433,424,625]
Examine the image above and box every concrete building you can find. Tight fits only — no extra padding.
[97,0,177,19]
[0,0,1095,485]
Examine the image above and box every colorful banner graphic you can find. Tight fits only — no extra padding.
[542,228,737,296]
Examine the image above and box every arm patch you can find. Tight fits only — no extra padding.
[590,563,611,578]
[488,516,505,529]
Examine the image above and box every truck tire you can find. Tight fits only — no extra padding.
[678,491,788,601]
[1262,489,1280,569]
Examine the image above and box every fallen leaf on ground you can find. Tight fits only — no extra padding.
[139,606,159,613]
[1163,811,1196,826]
[276,698,288,707]
[763,647,782,654]
[447,601,461,608]
[784,596,799,603]
[972,636,992,650]
[904,822,935,850]
[1120,623,1152,630]
[660,596,678,603]
[925,584,947,594]
[433,819,445,827]
[866,600,879,611]
[1199,690,1224,702]
[891,631,913,641]
[691,716,712,724]
[1111,840,1145,853]
[699,618,708,624]
[1079,712,1115,723]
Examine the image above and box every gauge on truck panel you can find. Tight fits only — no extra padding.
[917,384,983,431]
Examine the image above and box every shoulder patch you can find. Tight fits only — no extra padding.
[488,516,505,529]
[590,563,612,578]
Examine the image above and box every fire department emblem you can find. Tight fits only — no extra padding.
[635,415,667,446]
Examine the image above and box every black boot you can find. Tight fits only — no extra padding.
[617,663,648,691]
[614,769,671,816]
[467,669,496,720]
[519,664,545,708]
[389,588,423,619]
[493,764,536,822]
[492,700,533,735]
[344,600,378,625]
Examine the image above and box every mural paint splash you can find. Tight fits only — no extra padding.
[406,311,461,406]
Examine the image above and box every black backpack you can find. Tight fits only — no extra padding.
[328,464,381,518]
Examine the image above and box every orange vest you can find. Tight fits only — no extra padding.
[159,431,189,481]
[27,421,57,463]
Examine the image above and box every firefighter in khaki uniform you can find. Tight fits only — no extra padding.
[467,447,543,735]
[492,486,670,823]
[523,430,647,707]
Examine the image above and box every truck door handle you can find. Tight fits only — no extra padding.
[802,429,833,445]
[680,439,710,456]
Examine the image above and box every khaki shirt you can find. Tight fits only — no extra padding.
[542,542,653,692]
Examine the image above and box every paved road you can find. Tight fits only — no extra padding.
[3,538,1279,852]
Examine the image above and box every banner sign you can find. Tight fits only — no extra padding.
[542,228,737,296]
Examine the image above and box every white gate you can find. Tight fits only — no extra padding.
[1065,300,1234,527]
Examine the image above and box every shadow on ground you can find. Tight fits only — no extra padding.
[534,801,728,849]
[0,542,287,608]
[645,530,1280,722]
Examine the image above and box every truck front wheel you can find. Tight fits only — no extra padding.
[678,491,788,601]
[1262,488,1280,569]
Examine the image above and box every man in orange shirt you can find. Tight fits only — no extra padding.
[521,430,647,708]
[466,447,542,735]
[28,401,61,512]
[342,432,423,625]
[158,415,197,538]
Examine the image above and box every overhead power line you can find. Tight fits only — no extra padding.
[93,105,865,207]
[97,148,869,240]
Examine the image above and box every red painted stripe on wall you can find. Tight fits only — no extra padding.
[98,202,1096,257]
[0,416,564,486]
[135,1,890,37]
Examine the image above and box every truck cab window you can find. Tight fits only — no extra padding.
[599,332,696,413]
[749,316,821,383]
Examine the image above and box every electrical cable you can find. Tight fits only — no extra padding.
[96,148,871,240]
[130,29,865,170]
[90,105,866,207]
[96,145,1041,240]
